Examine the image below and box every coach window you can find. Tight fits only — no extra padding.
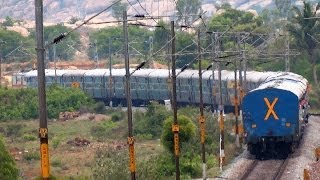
[131,82,136,90]
[153,84,159,89]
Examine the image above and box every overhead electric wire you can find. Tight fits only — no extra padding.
[307,33,320,44]
[199,14,207,29]
[136,0,159,25]
[128,14,209,18]
[130,11,209,73]
[172,0,183,18]
[4,44,24,58]
[128,23,162,27]
[46,0,121,48]
[126,0,141,16]
[87,18,159,25]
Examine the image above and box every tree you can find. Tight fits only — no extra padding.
[275,0,293,18]
[0,136,19,179]
[88,26,151,59]
[208,7,262,33]
[0,85,95,120]
[259,9,283,30]
[88,27,123,60]
[134,101,169,138]
[112,0,128,21]
[176,0,202,26]
[0,29,35,63]
[175,31,197,68]
[161,115,196,155]
[2,16,14,27]
[43,24,81,61]
[153,20,169,53]
[287,1,320,86]
[68,16,80,24]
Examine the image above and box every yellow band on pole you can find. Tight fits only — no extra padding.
[220,115,224,130]
[40,143,50,178]
[129,144,136,172]
[174,133,179,156]
[200,123,205,144]
[199,116,206,143]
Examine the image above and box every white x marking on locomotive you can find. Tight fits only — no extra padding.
[264,97,279,120]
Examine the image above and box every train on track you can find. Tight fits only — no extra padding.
[13,68,283,113]
[13,68,309,156]
[242,71,309,157]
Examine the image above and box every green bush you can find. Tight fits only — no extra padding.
[52,138,61,149]
[51,158,62,167]
[23,151,40,161]
[92,148,129,179]
[161,115,196,154]
[0,88,38,120]
[23,134,37,141]
[143,152,175,177]
[6,124,23,138]
[309,90,320,109]
[94,102,106,114]
[135,133,153,140]
[90,121,118,139]
[180,153,202,177]
[134,102,170,139]
[137,154,172,179]
[0,136,19,179]
[0,85,95,120]
[111,111,125,122]
[46,85,94,119]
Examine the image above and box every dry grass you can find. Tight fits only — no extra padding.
[0,114,120,179]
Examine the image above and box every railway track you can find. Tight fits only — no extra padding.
[240,156,290,180]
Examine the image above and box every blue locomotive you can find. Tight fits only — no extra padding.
[242,72,309,157]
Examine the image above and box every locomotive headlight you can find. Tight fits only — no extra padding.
[251,124,257,128]
[285,122,291,127]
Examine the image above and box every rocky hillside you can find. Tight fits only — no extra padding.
[1,0,314,26]
[0,0,278,24]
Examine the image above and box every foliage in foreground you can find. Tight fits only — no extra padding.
[92,148,129,180]
[134,101,170,139]
[92,104,240,178]
[0,85,95,120]
[0,136,19,179]
[161,115,196,154]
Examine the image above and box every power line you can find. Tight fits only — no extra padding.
[46,0,121,48]
[136,0,160,26]
[126,0,141,16]
[87,18,158,25]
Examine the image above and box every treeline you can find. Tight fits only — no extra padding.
[1,2,320,87]
[0,85,95,120]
